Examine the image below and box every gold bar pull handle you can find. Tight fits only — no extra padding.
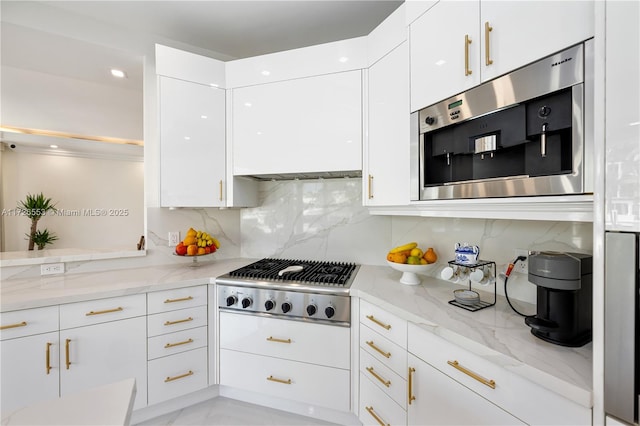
[465,34,472,76]
[365,406,390,426]
[366,366,391,387]
[86,307,123,316]
[165,338,194,349]
[164,296,194,304]
[165,370,194,383]
[65,339,71,370]
[366,340,391,359]
[164,317,193,326]
[368,175,374,199]
[408,367,416,405]
[266,375,292,385]
[0,321,27,330]
[447,360,496,389]
[46,342,52,375]
[219,180,223,201]
[266,336,292,344]
[485,21,493,66]
[366,315,391,330]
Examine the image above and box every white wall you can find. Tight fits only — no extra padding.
[1,150,144,251]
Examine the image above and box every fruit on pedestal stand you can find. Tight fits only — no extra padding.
[175,227,222,256]
[175,242,187,256]
[186,244,198,256]
[387,243,438,265]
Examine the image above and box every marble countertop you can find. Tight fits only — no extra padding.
[0,258,592,409]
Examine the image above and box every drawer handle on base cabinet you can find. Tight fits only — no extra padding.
[0,321,27,330]
[164,296,193,304]
[447,360,496,389]
[368,175,374,199]
[165,338,194,348]
[408,367,416,405]
[86,307,123,316]
[219,180,223,201]
[45,342,52,374]
[65,339,71,370]
[266,375,292,385]
[366,340,391,358]
[366,315,391,330]
[465,34,473,76]
[366,366,391,387]
[165,370,194,383]
[365,406,390,426]
[485,21,493,66]
[164,317,193,326]
[266,336,291,344]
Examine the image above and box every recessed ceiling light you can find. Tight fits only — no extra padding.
[339,56,349,63]
[201,115,208,119]
[49,144,58,149]
[435,59,446,66]
[209,83,219,87]
[110,69,127,78]
[244,102,252,107]
[261,70,271,76]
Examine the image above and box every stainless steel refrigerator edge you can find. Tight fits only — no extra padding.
[604,232,640,424]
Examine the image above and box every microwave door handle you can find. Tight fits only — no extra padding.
[540,123,548,157]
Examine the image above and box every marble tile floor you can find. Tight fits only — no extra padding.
[134,397,338,426]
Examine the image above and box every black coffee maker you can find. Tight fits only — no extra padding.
[524,252,592,347]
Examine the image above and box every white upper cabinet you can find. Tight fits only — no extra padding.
[156,44,226,88]
[232,70,362,177]
[159,76,227,207]
[605,0,640,232]
[365,41,410,206]
[410,0,595,112]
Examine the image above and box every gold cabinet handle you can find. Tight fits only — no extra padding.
[65,338,71,370]
[366,315,391,330]
[266,375,292,385]
[408,367,416,405]
[485,21,493,66]
[164,317,193,326]
[86,307,123,316]
[447,360,496,389]
[365,406,389,426]
[266,336,292,344]
[465,34,473,76]
[164,296,193,304]
[165,370,193,383]
[165,338,194,349]
[366,340,391,359]
[46,342,52,375]
[368,174,374,199]
[0,321,27,330]
[366,366,390,387]
[219,180,223,201]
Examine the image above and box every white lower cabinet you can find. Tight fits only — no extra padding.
[360,371,407,426]
[218,312,350,411]
[407,353,523,425]
[148,347,208,405]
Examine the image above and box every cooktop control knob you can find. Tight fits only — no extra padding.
[281,302,292,313]
[264,299,275,311]
[306,304,317,316]
[425,116,436,125]
[226,295,237,307]
[241,297,252,309]
[325,305,335,319]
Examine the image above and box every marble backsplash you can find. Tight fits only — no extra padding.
[3,178,593,305]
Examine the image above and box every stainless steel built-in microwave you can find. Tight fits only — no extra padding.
[410,40,594,201]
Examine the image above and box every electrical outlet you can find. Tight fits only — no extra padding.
[168,231,180,246]
[41,263,64,275]
[514,249,529,274]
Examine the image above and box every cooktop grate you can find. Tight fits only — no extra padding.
[228,258,357,286]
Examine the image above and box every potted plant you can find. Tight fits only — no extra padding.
[31,228,59,250]
[17,192,58,250]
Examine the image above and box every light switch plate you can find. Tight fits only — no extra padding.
[41,263,64,275]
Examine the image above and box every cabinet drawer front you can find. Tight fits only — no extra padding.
[148,326,207,360]
[360,348,407,408]
[147,285,207,314]
[407,323,590,425]
[60,294,145,329]
[148,347,208,406]
[147,306,207,337]
[360,300,407,348]
[359,372,407,426]
[0,306,58,340]
[360,324,407,378]
[220,349,350,412]
[219,312,349,369]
